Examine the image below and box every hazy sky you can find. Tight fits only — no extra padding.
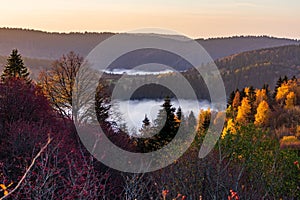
[1,0,299,39]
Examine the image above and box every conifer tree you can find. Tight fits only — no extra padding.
[142,97,179,152]
[187,111,196,129]
[1,49,31,83]
[273,76,283,98]
[176,107,182,121]
[228,90,236,106]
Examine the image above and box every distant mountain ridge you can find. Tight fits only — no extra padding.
[0,28,299,62]
[0,28,299,85]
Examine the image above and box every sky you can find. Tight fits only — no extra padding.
[0,0,299,39]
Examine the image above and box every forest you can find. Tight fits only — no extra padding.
[0,49,299,199]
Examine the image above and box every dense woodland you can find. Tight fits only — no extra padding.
[0,49,299,199]
[100,45,300,100]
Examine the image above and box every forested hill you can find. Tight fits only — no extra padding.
[107,45,300,100]
[0,28,299,61]
[198,36,300,59]
[215,45,300,93]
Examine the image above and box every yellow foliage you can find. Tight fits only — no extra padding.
[222,118,237,138]
[196,108,211,133]
[244,87,250,97]
[255,89,267,105]
[285,91,296,109]
[236,97,251,124]
[0,181,13,196]
[276,80,297,103]
[281,135,299,143]
[232,91,241,110]
[296,125,300,138]
[276,83,289,102]
[254,100,270,126]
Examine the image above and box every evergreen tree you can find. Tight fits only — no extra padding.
[142,97,179,152]
[1,49,31,83]
[228,90,236,107]
[283,75,288,83]
[187,111,197,130]
[273,76,283,98]
[176,107,182,121]
[182,111,196,137]
[142,114,150,127]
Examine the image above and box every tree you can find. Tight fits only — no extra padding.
[38,52,83,120]
[273,76,283,99]
[0,78,65,187]
[236,97,251,124]
[176,107,182,121]
[232,91,241,111]
[228,91,236,107]
[140,97,179,152]
[255,89,267,106]
[285,91,296,109]
[196,108,211,136]
[222,118,237,138]
[39,52,109,123]
[1,49,31,83]
[187,111,197,133]
[254,100,270,126]
[275,80,297,106]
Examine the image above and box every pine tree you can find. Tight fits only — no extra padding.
[142,97,179,152]
[142,114,150,127]
[1,49,31,83]
[176,107,182,121]
[273,76,283,99]
[187,111,196,130]
[228,90,236,107]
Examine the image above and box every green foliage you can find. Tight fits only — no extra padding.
[1,49,31,83]
[138,97,180,152]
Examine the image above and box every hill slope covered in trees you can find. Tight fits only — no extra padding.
[0,28,299,61]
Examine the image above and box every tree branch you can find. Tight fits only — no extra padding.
[0,136,52,200]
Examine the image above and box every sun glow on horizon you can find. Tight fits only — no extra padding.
[1,0,299,39]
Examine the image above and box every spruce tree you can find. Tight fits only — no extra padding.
[143,97,179,152]
[273,76,283,99]
[1,49,31,83]
[176,107,182,121]
[142,114,150,127]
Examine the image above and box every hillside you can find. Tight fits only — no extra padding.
[102,45,300,100]
[0,28,299,62]
[216,44,300,93]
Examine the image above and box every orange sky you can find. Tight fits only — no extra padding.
[1,0,299,39]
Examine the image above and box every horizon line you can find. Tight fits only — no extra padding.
[1,27,299,41]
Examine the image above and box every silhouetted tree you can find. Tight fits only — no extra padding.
[1,49,31,83]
